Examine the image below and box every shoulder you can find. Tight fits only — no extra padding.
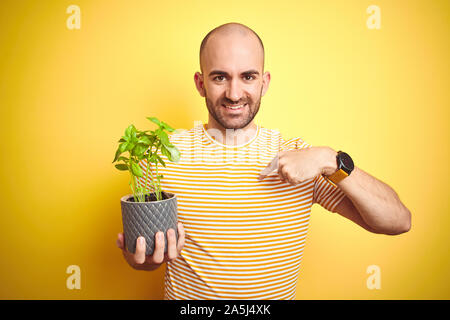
[281,137,311,150]
[258,125,311,151]
[169,127,195,139]
[166,126,197,145]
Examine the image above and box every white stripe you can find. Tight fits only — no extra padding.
[183,260,302,277]
[179,215,309,226]
[167,277,299,300]
[171,264,301,287]
[168,190,312,200]
[173,254,303,275]
[183,217,309,230]
[173,256,303,277]
[183,221,309,231]
[183,236,307,255]
[177,201,312,213]
[178,209,311,219]
[169,273,298,298]
[171,270,300,293]
[178,211,310,222]
[182,238,307,250]
[182,242,305,261]
[183,248,304,266]
[159,178,310,187]
[177,200,311,212]
[170,262,302,288]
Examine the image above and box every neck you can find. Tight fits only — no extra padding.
[205,117,258,146]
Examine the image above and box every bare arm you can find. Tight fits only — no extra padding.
[332,166,411,235]
[259,147,412,235]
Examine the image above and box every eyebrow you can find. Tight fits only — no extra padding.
[208,69,260,77]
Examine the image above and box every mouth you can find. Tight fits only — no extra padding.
[222,103,248,112]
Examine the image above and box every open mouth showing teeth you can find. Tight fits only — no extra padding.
[223,103,248,110]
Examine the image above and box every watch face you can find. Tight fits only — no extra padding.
[339,152,354,174]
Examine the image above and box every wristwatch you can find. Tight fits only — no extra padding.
[325,151,354,186]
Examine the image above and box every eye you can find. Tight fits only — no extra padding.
[213,76,226,81]
[244,75,255,81]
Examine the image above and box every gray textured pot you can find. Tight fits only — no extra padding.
[121,192,178,256]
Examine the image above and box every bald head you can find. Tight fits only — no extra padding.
[199,23,265,73]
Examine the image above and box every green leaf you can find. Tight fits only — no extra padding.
[141,134,156,147]
[118,138,126,143]
[132,144,147,157]
[125,124,136,138]
[161,121,175,132]
[125,142,135,151]
[117,156,129,162]
[137,136,151,145]
[148,153,158,163]
[130,162,143,177]
[169,147,181,162]
[119,142,128,153]
[115,164,128,171]
[147,117,161,127]
[160,145,170,159]
[156,154,166,167]
[161,145,180,162]
[129,133,139,144]
[156,130,173,148]
[112,148,121,163]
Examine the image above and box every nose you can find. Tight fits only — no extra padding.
[225,78,244,103]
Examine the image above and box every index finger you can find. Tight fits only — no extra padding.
[151,232,165,264]
[134,237,146,264]
[258,153,278,180]
[177,222,185,253]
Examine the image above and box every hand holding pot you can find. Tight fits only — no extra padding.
[117,222,185,271]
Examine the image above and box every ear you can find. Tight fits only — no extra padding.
[194,72,205,97]
[261,71,271,97]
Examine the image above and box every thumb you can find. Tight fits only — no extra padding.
[258,154,278,180]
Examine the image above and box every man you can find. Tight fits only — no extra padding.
[116,22,411,299]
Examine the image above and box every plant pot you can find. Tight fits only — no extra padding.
[120,191,178,256]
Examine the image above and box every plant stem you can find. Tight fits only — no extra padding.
[145,155,151,196]
[148,163,159,201]
[155,162,161,201]
[130,157,145,202]
[129,168,137,201]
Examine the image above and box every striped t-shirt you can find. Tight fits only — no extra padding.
[137,122,345,300]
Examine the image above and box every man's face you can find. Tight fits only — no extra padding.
[196,32,270,130]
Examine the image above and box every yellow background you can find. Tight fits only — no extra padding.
[0,0,448,299]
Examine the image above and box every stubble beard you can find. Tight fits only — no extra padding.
[204,87,262,130]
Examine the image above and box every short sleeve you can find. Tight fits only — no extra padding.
[280,136,310,151]
[313,174,346,212]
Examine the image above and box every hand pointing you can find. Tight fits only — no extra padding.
[258,153,278,180]
[257,148,338,185]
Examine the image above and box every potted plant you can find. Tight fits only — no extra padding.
[112,116,181,255]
